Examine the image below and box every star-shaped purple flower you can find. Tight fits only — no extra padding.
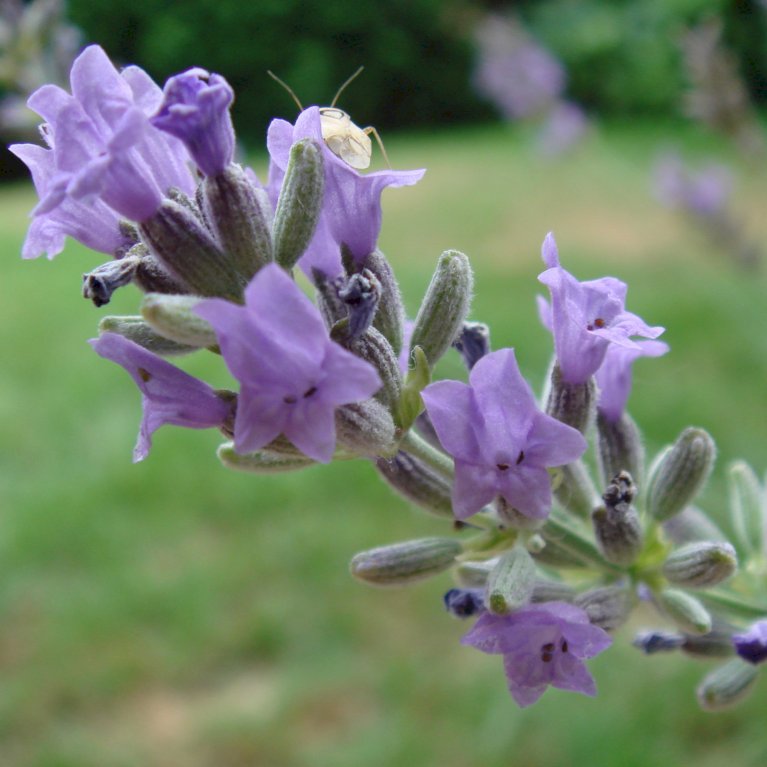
[733,620,767,665]
[421,348,587,520]
[537,233,665,385]
[266,107,425,279]
[195,264,382,463]
[461,601,612,707]
[90,333,235,462]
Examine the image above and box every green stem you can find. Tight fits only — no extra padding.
[400,429,454,480]
[698,590,767,620]
[541,512,621,573]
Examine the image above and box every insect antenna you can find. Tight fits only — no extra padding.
[267,70,304,111]
[331,66,364,107]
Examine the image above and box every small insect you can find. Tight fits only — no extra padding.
[267,67,390,170]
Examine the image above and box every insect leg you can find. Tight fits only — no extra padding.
[363,126,391,169]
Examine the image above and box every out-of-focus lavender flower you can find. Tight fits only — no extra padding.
[537,102,588,157]
[195,264,381,463]
[444,588,486,618]
[152,68,235,177]
[421,348,587,520]
[654,153,733,217]
[733,620,767,665]
[595,339,670,423]
[267,107,424,279]
[462,601,612,707]
[537,233,665,385]
[12,45,196,228]
[473,15,564,121]
[90,332,235,462]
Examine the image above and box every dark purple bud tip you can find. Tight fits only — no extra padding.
[632,630,685,655]
[82,256,141,307]
[452,321,491,370]
[733,620,767,665]
[338,269,381,339]
[444,588,485,618]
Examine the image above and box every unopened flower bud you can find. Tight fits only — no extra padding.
[83,256,141,307]
[546,363,595,434]
[485,545,537,615]
[597,411,645,487]
[530,579,576,604]
[218,442,314,473]
[272,139,324,270]
[633,630,685,654]
[662,542,737,588]
[733,620,767,665]
[453,321,491,370]
[575,585,633,631]
[410,250,473,367]
[663,506,727,545]
[444,588,485,618]
[350,537,463,586]
[358,250,405,357]
[141,293,218,349]
[133,250,190,296]
[312,269,347,328]
[201,164,273,280]
[659,588,713,635]
[140,199,244,301]
[98,316,197,356]
[375,451,453,518]
[727,461,765,557]
[682,626,738,658]
[646,428,716,522]
[697,658,759,711]
[338,270,381,340]
[335,398,397,458]
[592,474,643,566]
[454,559,495,588]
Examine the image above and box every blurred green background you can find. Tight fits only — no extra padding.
[3,1,767,766]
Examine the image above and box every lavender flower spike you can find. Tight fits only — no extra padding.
[595,339,669,423]
[90,333,235,462]
[462,601,612,707]
[152,68,235,177]
[267,107,425,278]
[538,233,665,385]
[733,620,767,665]
[421,348,587,520]
[195,264,381,463]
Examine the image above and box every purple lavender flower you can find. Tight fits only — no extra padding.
[194,263,381,463]
[421,348,587,520]
[462,601,612,707]
[733,620,767,665]
[653,153,733,217]
[14,45,195,227]
[152,68,235,177]
[537,233,665,385]
[90,333,235,462]
[537,102,588,157]
[266,107,425,278]
[595,339,670,423]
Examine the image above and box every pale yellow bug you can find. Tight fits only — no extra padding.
[267,67,390,170]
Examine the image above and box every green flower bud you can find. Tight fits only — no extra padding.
[360,250,406,358]
[546,363,595,434]
[201,164,273,281]
[575,585,634,631]
[486,545,537,615]
[98,316,197,356]
[530,579,576,604]
[646,428,716,522]
[141,293,218,349]
[697,658,759,711]
[375,451,453,518]
[663,506,727,546]
[597,410,645,487]
[727,461,765,557]
[272,139,324,270]
[662,542,737,588]
[336,398,397,458]
[592,503,643,566]
[410,250,473,367]
[342,326,402,414]
[350,537,463,586]
[454,559,494,588]
[217,443,314,473]
[659,588,713,635]
[140,198,245,301]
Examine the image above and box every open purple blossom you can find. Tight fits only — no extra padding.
[653,153,733,218]
[537,233,665,385]
[90,333,235,462]
[267,107,425,279]
[195,263,381,463]
[733,620,767,665]
[152,68,235,177]
[421,348,587,520]
[462,601,612,707]
[12,45,196,227]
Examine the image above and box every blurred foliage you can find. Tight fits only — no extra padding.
[66,0,494,148]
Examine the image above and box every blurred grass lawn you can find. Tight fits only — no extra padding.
[1,119,767,767]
